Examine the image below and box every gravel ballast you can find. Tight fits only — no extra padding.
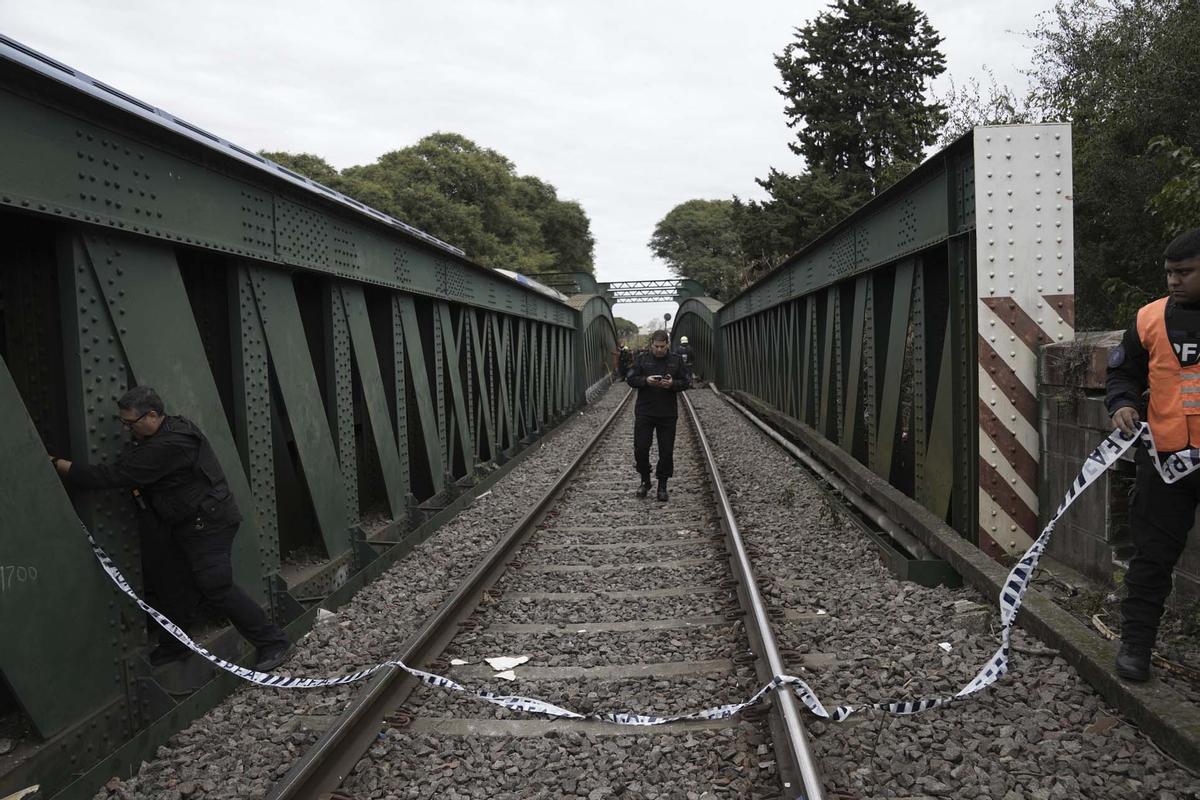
[340,396,784,799]
[94,381,1200,800]
[94,386,638,800]
[687,388,1199,800]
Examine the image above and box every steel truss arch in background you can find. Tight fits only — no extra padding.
[671,296,723,380]
[571,293,619,401]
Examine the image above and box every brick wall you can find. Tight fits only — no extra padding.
[1040,333,1199,603]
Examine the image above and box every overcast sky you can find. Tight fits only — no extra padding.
[3,0,1053,325]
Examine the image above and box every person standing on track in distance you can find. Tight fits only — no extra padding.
[674,335,694,366]
[50,385,291,672]
[674,335,696,381]
[627,329,691,501]
[617,342,634,379]
[1107,226,1200,682]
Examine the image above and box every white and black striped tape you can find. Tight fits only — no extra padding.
[83,423,1182,724]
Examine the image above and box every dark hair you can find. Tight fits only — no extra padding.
[1164,228,1200,262]
[118,386,164,416]
[651,330,669,343]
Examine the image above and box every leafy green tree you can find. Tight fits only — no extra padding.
[935,68,1034,148]
[613,316,640,342]
[648,200,747,301]
[1149,138,1200,238]
[261,152,342,185]
[733,170,867,283]
[1024,0,1200,329]
[775,0,946,190]
[261,133,594,275]
[716,0,947,286]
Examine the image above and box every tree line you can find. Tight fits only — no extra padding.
[650,0,1200,331]
[263,132,595,276]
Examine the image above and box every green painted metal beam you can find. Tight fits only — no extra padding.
[0,357,125,737]
[395,294,444,493]
[340,285,406,518]
[249,266,350,556]
[437,301,474,476]
[872,259,915,480]
[0,76,575,328]
[840,276,868,450]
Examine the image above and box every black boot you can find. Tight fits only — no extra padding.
[656,479,669,502]
[148,643,191,667]
[636,476,651,498]
[255,642,293,673]
[1114,640,1152,682]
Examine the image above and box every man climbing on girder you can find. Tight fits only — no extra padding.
[627,329,691,501]
[1107,226,1200,682]
[50,386,291,671]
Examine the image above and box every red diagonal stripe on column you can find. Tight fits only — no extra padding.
[978,337,1039,429]
[978,457,1039,538]
[978,400,1038,489]
[1042,294,1075,328]
[981,297,1057,353]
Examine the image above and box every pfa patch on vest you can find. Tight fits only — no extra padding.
[1172,340,1200,367]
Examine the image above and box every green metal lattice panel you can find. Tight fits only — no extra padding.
[248,265,351,557]
[339,285,407,519]
[232,264,280,577]
[0,82,575,328]
[326,281,358,524]
[0,359,126,739]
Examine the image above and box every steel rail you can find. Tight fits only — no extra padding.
[710,385,933,562]
[681,392,826,800]
[266,388,633,800]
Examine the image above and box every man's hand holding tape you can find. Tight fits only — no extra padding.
[1111,406,1141,437]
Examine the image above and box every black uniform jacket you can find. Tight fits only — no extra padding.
[627,351,691,417]
[65,415,240,528]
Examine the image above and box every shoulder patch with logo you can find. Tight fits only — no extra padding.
[1107,346,1125,368]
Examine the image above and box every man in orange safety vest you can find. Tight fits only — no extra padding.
[1106,227,1200,682]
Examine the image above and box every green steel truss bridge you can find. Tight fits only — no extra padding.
[0,31,1099,799]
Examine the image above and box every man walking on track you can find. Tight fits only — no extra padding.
[626,330,691,501]
[1107,226,1200,682]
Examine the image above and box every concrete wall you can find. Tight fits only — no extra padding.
[1040,333,1200,602]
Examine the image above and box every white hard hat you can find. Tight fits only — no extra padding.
[680,336,689,344]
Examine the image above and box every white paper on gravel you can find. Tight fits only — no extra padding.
[84,423,1181,724]
[485,656,529,671]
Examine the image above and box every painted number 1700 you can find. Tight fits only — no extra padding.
[0,565,38,592]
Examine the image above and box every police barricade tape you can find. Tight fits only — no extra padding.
[83,423,1185,725]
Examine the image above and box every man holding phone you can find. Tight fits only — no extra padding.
[626,330,691,501]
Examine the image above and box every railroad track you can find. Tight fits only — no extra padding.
[265,387,826,800]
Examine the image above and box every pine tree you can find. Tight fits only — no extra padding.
[775,0,947,189]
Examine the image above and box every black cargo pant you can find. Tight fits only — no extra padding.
[146,519,287,652]
[1123,447,1196,647]
[634,414,677,480]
